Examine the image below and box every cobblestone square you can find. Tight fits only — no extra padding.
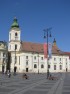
[0,73,70,94]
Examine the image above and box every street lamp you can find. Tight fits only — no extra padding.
[37,53,39,74]
[14,46,17,75]
[15,48,16,65]
[32,52,34,72]
[44,28,52,79]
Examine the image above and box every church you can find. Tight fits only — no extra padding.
[8,17,70,73]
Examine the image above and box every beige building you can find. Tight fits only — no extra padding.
[0,41,8,73]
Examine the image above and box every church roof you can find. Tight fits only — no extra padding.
[20,39,69,56]
[64,52,70,59]
[20,41,44,53]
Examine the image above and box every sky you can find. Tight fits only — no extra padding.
[0,0,70,52]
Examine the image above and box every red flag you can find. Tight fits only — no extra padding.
[44,43,47,58]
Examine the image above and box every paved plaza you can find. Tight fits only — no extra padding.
[0,72,70,94]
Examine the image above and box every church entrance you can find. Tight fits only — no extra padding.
[26,68,28,72]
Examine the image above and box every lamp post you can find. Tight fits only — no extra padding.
[14,47,17,74]
[15,48,16,65]
[44,28,52,79]
[37,53,39,74]
[32,52,34,72]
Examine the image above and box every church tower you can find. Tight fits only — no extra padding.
[8,17,21,51]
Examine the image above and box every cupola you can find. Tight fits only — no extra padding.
[11,17,19,29]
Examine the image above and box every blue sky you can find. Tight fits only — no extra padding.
[0,0,70,52]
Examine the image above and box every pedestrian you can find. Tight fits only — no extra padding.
[8,72,11,78]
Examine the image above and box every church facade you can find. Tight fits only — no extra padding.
[8,18,70,73]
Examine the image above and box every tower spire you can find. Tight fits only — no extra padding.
[53,38,56,46]
[11,17,19,29]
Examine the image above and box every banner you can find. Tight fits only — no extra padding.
[48,43,52,59]
[44,43,47,58]
[44,43,52,59]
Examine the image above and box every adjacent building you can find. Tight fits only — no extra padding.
[0,41,8,73]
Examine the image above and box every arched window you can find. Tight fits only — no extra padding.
[60,65,62,70]
[34,64,37,68]
[54,65,56,70]
[15,44,17,50]
[48,65,50,68]
[15,33,18,36]
[15,33,18,40]
[41,64,44,68]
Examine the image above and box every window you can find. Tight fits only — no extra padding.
[34,64,37,68]
[41,57,43,60]
[26,61,28,65]
[34,56,36,60]
[41,64,44,68]
[26,56,28,59]
[54,58,56,61]
[60,58,61,61]
[15,33,18,40]
[15,44,17,50]
[15,33,18,36]
[60,65,62,70]
[54,65,56,70]
[48,65,50,68]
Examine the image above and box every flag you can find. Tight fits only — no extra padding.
[44,43,47,58]
[48,43,52,59]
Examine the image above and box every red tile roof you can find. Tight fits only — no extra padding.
[64,52,70,58]
[20,41,70,57]
[52,44,65,55]
[20,42,44,53]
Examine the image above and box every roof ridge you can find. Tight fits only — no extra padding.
[21,41,44,45]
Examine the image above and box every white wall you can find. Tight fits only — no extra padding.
[10,52,70,73]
